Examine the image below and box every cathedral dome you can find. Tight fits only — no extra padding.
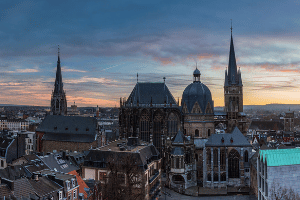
[181,69,214,114]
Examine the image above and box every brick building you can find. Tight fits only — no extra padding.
[36,115,98,153]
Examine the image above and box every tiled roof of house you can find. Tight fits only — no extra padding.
[68,170,89,199]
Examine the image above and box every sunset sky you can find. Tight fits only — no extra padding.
[1,0,300,107]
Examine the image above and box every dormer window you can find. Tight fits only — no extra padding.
[66,180,70,190]
[58,191,62,200]
[71,178,75,188]
[230,137,233,143]
[75,128,78,131]
[86,128,89,131]
[221,137,224,143]
[54,126,57,130]
[65,127,68,130]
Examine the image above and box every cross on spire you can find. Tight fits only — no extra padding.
[230,19,233,34]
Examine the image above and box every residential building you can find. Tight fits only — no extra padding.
[82,137,161,200]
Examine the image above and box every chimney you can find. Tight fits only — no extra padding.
[34,174,39,181]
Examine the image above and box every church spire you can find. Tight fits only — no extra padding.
[227,23,238,85]
[54,46,63,94]
[51,46,67,115]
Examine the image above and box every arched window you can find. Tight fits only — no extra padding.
[56,99,59,109]
[153,112,163,153]
[167,113,179,138]
[220,149,226,170]
[214,173,218,182]
[213,148,218,167]
[221,173,226,181]
[140,111,150,142]
[176,157,179,169]
[206,148,211,165]
[208,129,211,137]
[244,150,249,163]
[195,153,198,162]
[207,173,211,181]
[228,149,240,178]
[195,129,199,137]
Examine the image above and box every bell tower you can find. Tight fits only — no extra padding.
[224,26,244,133]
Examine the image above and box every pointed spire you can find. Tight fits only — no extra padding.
[137,73,138,83]
[227,21,238,85]
[54,45,63,94]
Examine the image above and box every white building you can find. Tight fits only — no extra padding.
[258,148,300,200]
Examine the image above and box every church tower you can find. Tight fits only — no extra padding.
[51,47,67,115]
[224,28,245,133]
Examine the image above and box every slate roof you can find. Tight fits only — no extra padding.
[225,33,242,86]
[205,127,251,147]
[126,82,176,105]
[181,80,214,114]
[13,178,36,199]
[170,147,184,155]
[36,115,97,143]
[172,130,186,144]
[39,152,79,174]
[249,120,283,131]
[85,143,159,171]
[194,138,208,149]
[28,177,62,198]
[0,138,14,158]
[0,165,28,180]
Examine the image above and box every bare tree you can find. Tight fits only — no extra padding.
[96,153,145,200]
[269,182,300,200]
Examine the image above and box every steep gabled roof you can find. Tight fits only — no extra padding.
[37,115,97,143]
[172,130,186,144]
[126,82,176,105]
[205,127,251,147]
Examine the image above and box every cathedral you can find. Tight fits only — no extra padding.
[119,30,251,192]
[50,48,67,115]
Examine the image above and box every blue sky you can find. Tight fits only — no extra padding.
[1,0,300,106]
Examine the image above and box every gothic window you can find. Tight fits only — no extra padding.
[140,111,150,142]
[195,129,199,137]
[167,113,178,138]
[244,150,248,163]
[176,157,179,169]
[228,149,240,178]
[213,173,218,182]
[213,148,218,167]
[207,173,211,181]
[220,149,226,168]
[206,148,211,165]
[56,99,59,109]
[153,112,163,153]
[221,173,226,181]
[208,129,211,137]
[195,153,198,162]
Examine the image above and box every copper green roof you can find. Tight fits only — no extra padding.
[259,148,300,166]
